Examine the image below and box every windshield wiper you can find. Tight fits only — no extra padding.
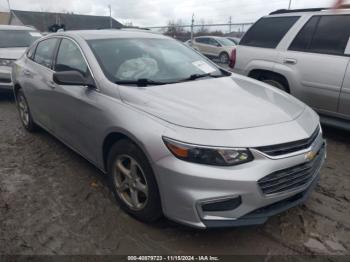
[115,78,168,87]
[177,73,221,83]
[187,73,215,80]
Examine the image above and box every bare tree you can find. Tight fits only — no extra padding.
[196,18,209,35]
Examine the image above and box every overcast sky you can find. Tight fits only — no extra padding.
[0,0,345,26]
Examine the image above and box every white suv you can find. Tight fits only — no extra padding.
[231,8,350,130]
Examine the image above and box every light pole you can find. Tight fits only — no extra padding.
[109,4,112,28]
[288,0,292,9]
[190,13,194,41]
[7,0,11,10]
[229,16,232,33]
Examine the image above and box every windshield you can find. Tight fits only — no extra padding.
[88,38,224,84]
[217,38,236,46]
[0,30,42,48]
[227,38,238,45]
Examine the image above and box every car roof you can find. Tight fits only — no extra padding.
[195,36,225,39]
[53,29,169,40]
[267,8,350,18]
[0,25,37,31]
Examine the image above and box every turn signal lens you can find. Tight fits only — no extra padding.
[166,142,189,158]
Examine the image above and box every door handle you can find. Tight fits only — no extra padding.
[283,58,297,65]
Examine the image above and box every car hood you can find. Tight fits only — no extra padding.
[119,74,306,130]
[0,47,27,59]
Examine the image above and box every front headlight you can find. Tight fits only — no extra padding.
[163,137,254,166]
[0,59,15,67]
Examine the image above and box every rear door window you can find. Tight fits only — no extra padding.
[33,38,59,69]
[196,38,209,44]
[240,16,299,48]
[289,15,350,56]
[289,16,319,52]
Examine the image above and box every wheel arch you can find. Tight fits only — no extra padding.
[248,69,291,93]
[219,51,229,59]
[101,130,153,173]
[13,83,22,97]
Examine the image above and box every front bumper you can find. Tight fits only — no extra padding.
[154,137,326,228]
[0,66,13,92]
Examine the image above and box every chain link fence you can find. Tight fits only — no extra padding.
[146,22,254,42]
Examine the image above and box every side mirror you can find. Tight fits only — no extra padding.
[216,43,221,47]
[53,71,95,88]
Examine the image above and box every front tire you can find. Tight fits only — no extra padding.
[107,139,162,222]
[16,89,37,132]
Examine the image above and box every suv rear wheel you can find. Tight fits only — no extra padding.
[250,71,289,93]
[261,79,288,92]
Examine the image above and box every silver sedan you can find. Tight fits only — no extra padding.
[12,30,326,228]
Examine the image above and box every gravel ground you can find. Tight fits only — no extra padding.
[0,93,349,256]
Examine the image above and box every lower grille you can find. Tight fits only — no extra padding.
[258,145,325,195]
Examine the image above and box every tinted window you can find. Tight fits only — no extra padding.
[240,16,299,48]
[196,38,209,44]
[0,30,41,48]
[311,15,350,55]
[33,38,58,68]
[290,15,350,56]
[55,39,88,75]
[217,38,236,46]
[208,38,219,46]
[289,16,319,52]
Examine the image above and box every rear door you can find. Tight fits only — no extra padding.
[194,37,210,55]
[284,15,350,114]
[22,38,59,130]
[207,38,220,57]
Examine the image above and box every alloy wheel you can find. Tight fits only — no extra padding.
[113,155,149,211]
[220,53,229,64]
[18,94,30,127]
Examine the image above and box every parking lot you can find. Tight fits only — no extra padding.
[0,91,349,256]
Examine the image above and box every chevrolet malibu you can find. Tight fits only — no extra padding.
[12,30,326,228]
[0,25,41,92]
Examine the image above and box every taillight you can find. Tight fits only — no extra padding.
[229,48,236,69]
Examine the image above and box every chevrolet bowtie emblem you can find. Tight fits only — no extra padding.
[305,151,317,161]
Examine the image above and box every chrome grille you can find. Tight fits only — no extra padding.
[255,126,320,156]
[258,145,325,195]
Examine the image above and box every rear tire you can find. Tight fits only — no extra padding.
[256,74,289,93]
[262,79,288,92]
[16,89,37,132]
[107,139,162,222]
[219,52,229,64]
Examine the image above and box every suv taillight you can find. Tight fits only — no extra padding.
[229,48,236,69]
